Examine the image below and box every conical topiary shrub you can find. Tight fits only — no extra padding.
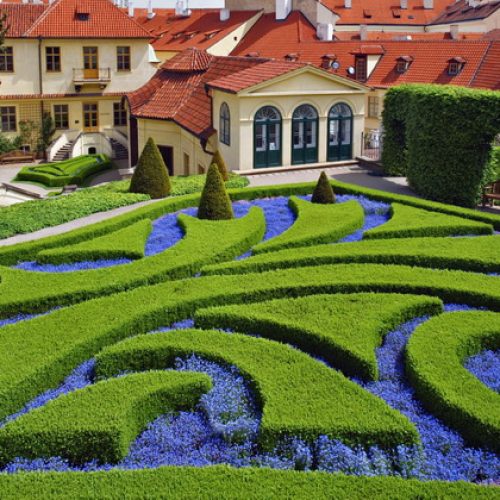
[311,171,335,204]
[129,137,171,199]
[198,163,234,220]
[212,150,229,181]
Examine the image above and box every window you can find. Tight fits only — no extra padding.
[0,106,16,132]
[396,56,412,74]
[219,102,230,146]
[368,96,379,118]
[46,47,61,72]
[113,102,127,126]
[76,13,90,21]
[355,56,367,82]
[183,153,190,175]
[53,104,69,129]
[0,47,14,72]
[448,57,465,76]
[117,46,131,71]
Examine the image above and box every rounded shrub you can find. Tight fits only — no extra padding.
[311,172,335,204]
[198,163,234,220]
[212,150,229,181]
[130,138,171,199]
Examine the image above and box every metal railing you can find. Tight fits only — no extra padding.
[73,68,111,83]
[361,130,382,161]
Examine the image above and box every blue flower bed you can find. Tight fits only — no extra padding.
[465,350,500,393]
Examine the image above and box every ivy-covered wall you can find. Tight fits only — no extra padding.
[382,84,500,208]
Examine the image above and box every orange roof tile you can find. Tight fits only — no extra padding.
[126,49,270,137]
[333,30,484,41]
[0,3,46,37]
[471,41,500,90]
[430,0,500,25]
[208,60,306,93]
[323,0,456,25]
[133,9,261,52]
[24,0,151,38]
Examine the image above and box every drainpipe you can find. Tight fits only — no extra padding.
[38,36,46,159]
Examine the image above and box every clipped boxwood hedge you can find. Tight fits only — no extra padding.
[406,310,500,451]
[382,84,500,208]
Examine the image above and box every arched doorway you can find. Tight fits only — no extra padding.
[292,104,318,165]
[328,103,353,162]
[254,106,281,168]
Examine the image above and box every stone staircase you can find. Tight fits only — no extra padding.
[52,141,74,162]
[110,138,128,161]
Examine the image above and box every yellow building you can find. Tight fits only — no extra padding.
[0,0,157,161]
[126,49,368,175]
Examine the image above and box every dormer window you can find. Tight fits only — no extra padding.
[448,57,465,76]
[204,29,222,40]
[363,9,372,18]
[76,12,90,21]
[285,53,299,62]
[396,55,413,73]
[355,55,367,81]
[392,8,401,18]
[321,54,336,69]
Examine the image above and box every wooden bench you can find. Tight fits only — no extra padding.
[0,150,36,164]
[482,180,500,207]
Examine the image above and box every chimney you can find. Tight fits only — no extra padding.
[360,24,368,40]
[276,0,292,20]
[220,8,230,21]
[147,0,155,19]
[317,23,334,41]
[345,0,352,8]
[450,24,459,39]
[128,1,134,17]
[423,0,433,9]
[400,0,408,9]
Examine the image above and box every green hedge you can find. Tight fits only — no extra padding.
[406,311,500,451]
[0,208,265,317]
[36,219,152,264]
[252,197,364,254]
[195,293,443,381]
[363,203,493,239]
[382,84,500,207]
[0,371,210,466]
[202,235,500,276]
[96,329,418,449]
[0,466,497,499]
[16,154,112,187]
[0,263,498,421]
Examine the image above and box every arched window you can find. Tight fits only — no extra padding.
[327,103,353,162]
[220,102,230,146]
[254,106,282,168]
[292,104,318,165]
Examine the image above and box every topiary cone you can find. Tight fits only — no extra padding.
[129,137,171,199]
[311,171,335,204]
[198,163,234,220]
[212,150,229,181]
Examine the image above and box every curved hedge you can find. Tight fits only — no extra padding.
[0,371,211,466]
[252,197,364,254]
[36,219,152,264]
[406,311,500,451]
[363,203,493,239]
[0,208,265,317]
[96,329,418,449]
[202,235,500,276]
[195,293,443,381]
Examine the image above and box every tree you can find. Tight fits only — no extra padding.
[198,163,233,220]
[212,149,229,181]
[129,137,171,199]
[37,113,56,157]
[311,171,335,204]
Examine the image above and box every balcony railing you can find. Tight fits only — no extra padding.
[73,68,111,85]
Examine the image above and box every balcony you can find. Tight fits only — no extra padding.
[73,68,111,90]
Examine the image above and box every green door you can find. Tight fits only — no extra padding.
[292,104,318,165]
[254,106,282,169]
[328,103,353,162]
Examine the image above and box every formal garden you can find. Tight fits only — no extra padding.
[0,86,498,498]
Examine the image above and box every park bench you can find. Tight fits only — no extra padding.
[482,180,500,207]
[0,150,35,164]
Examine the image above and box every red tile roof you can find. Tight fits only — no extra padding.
[333,30,484,41]
[133,9,261,52]
[0,4,46,37]
[127,49,270,137]
[208,60,306,93]
[471,41,500,90]
[430,0,500,25]
[24,0,151,38]
[231,11,318,57]
[323,0,457,25]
